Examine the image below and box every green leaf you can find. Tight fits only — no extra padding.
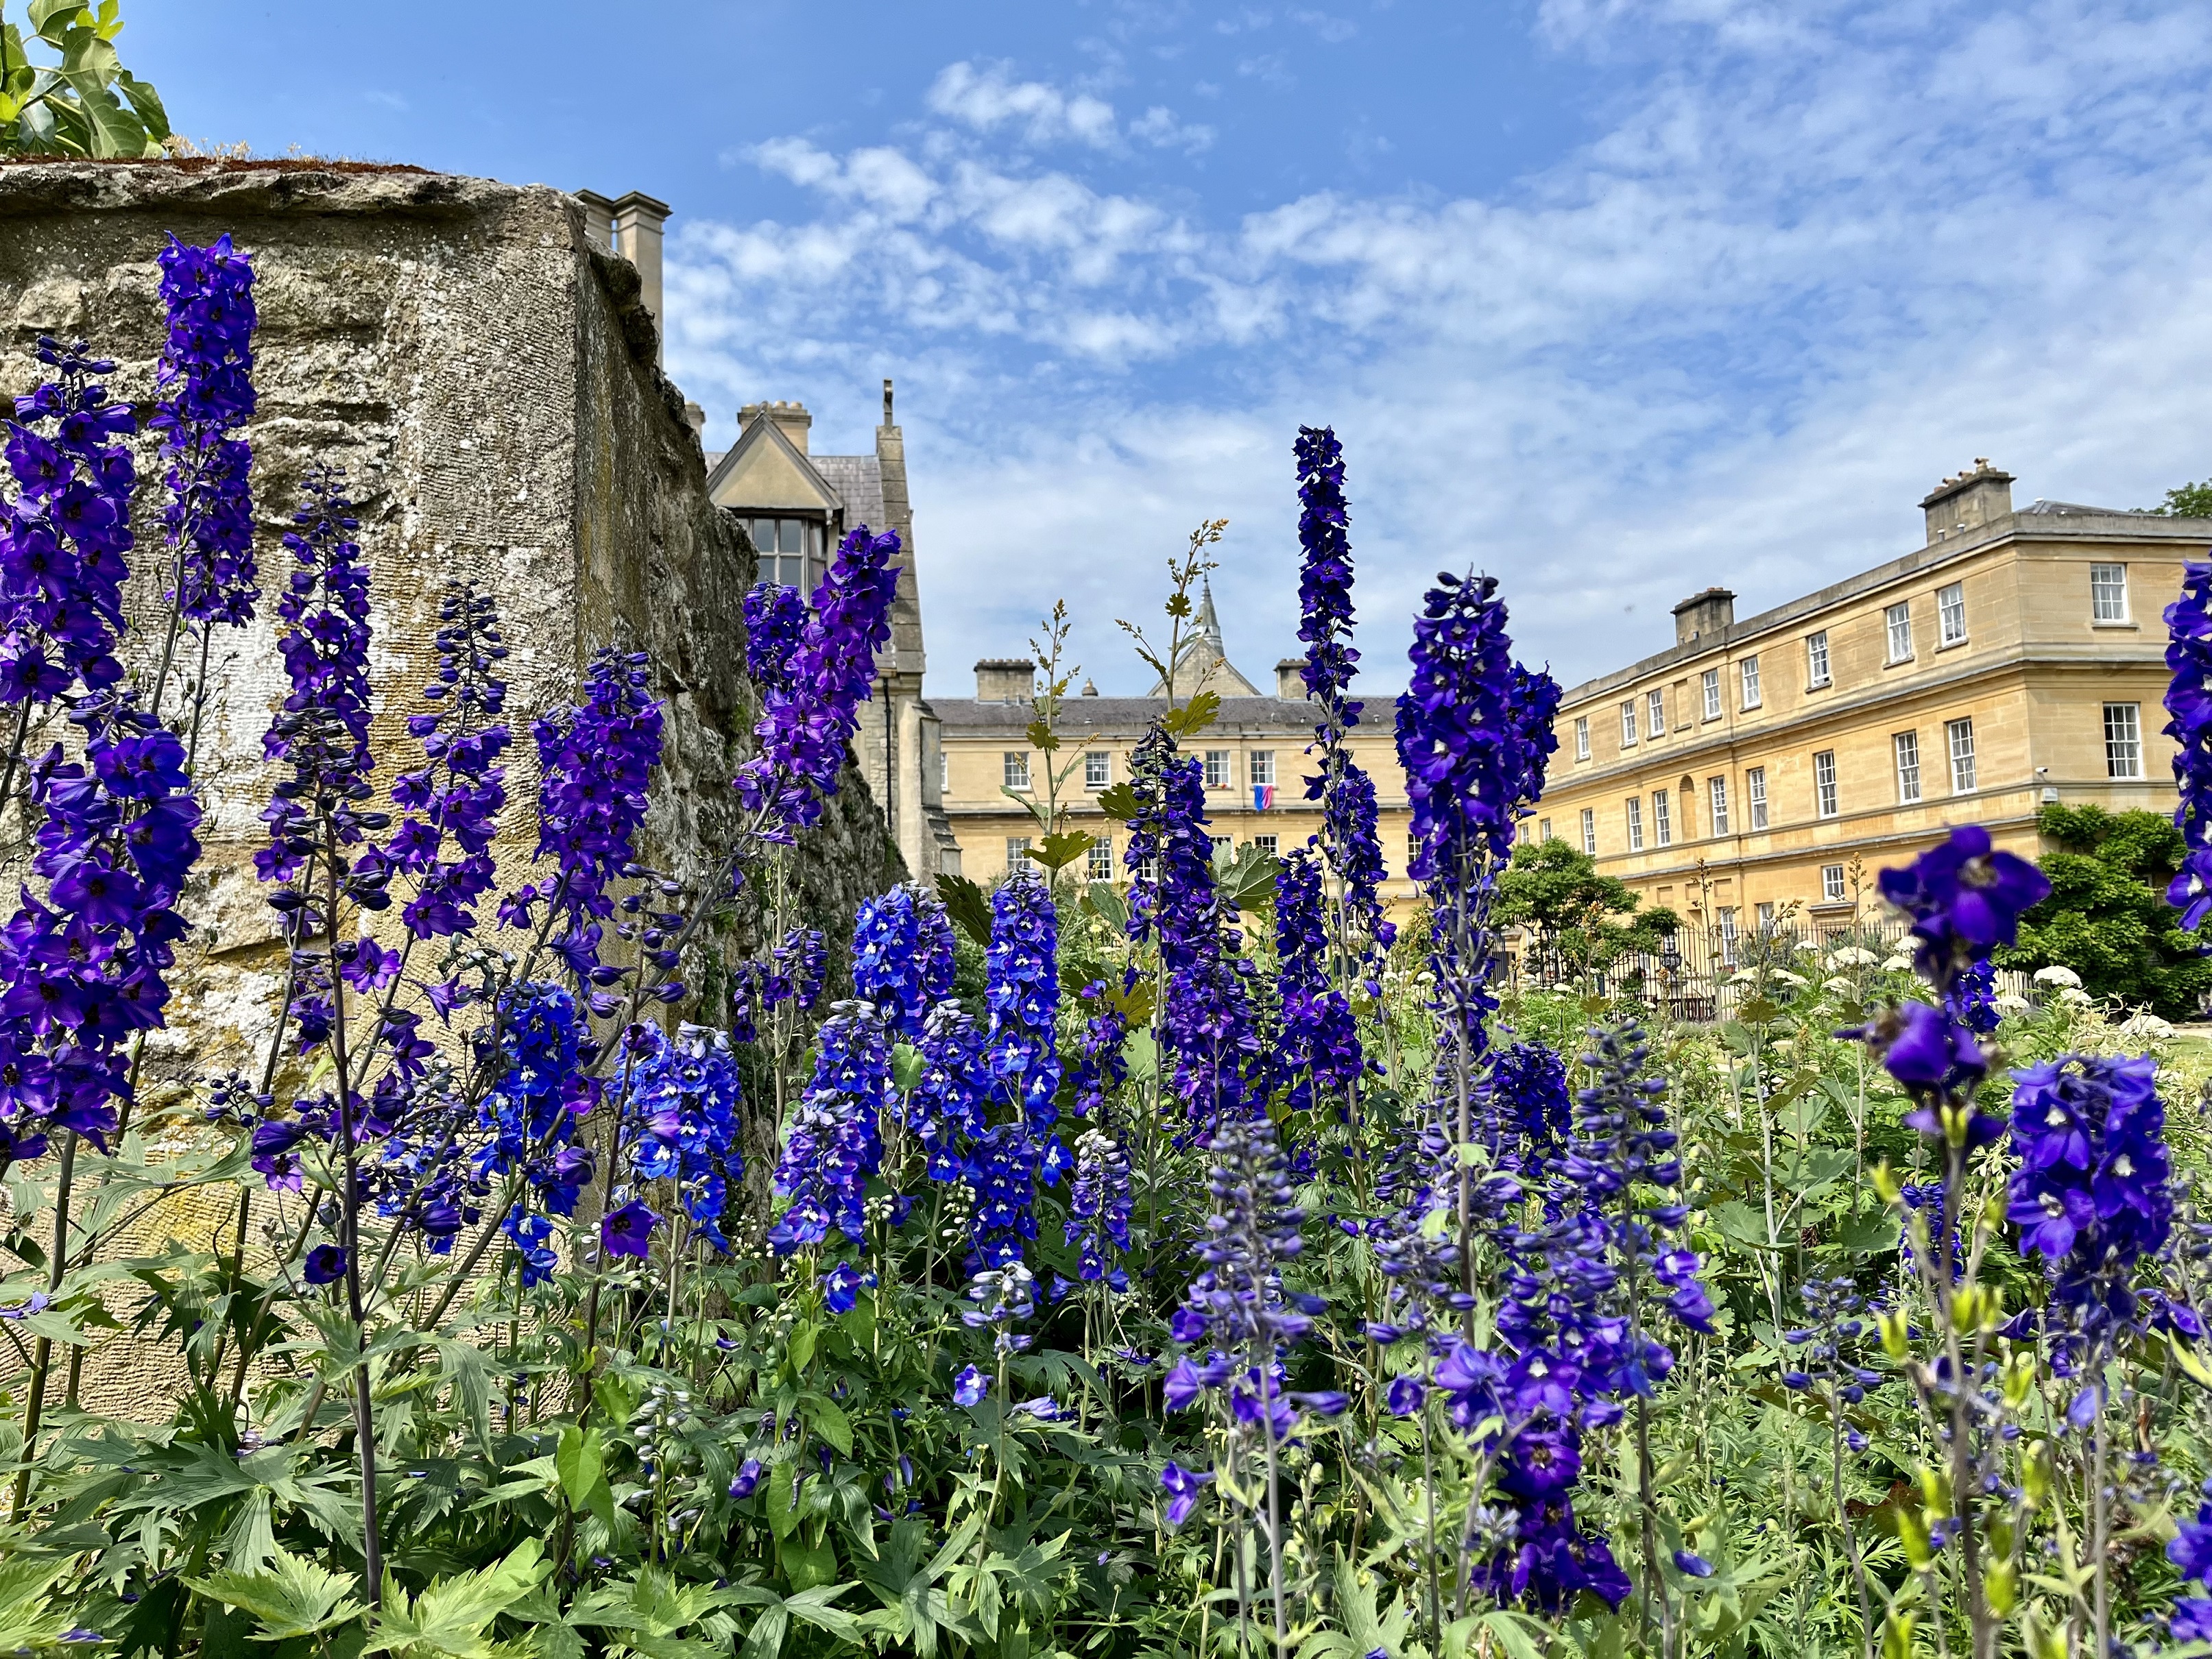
[891,1043,924,1092]
[777,1537,837,1593]
[1081,880,1129,928]
[555,1426,610,1521]
[113,69,165,143]
[361,1538,546,1659]
[1160,691,1220,738]
[1022,830,1094,874]
[1213,840,1282,914]
[27,1,86,43]
[1094,782,1141,822]
[806,1394,852,1457]
[935,874,992,947]
[187,1549,365,1643]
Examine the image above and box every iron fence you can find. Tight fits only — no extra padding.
[1504,918,2032,1024]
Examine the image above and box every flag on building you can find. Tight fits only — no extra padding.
[1252,784,1276,812]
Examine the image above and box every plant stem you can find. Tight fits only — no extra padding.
[9,1128,75,1521]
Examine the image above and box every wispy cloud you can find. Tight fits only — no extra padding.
[667,7,2212,695]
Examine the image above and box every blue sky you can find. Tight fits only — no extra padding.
[129,0,2212,697]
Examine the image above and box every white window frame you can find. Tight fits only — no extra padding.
[1717,905,1740,967]
[1740,655,1762,710]
[1620,701,1637,748]
[1580,808,1597,856]
[1700,668,1720,720]
[1652,789,1672,847]
[1625,797,1644,852]
[1813,749,1838,819]
[1946,717,1977,795]
[1821,864,1846,903]
[1937,581,1967,647]
[1007,835,1032,867]
[1886,601,1913,664]
[2104,702,2143,779]
[1574,715,1591,760]
[940,751,950,794]
[1707,775,1729,836]
[1084,750,1111,789]
[1085,836,1114,880]
[1806,630,1831,689]
[1755,900,1776,930]
[2091,562,2129,623]
[1894,730,1921,803]
[1204,749,1231,790]
[1249,751,1275,788]
[1746,765,1768,829]
[1253,832,1279,856]
[1003,751,1031,790]
[1538,817,1552,843]
[1646,688,1666,739]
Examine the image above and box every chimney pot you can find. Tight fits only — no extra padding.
[883,377,895,427]
[738,400,813,455]
[1919,458,2014,545]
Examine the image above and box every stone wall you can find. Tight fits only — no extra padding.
[0,159,903,1416]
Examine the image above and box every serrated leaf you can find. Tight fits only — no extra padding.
[1160,692,1219,738]
[1213,840,1282,914]
[361,1539,546,1659]
[1094,782,1140,822]
[187,1549,365,1642]
[934,874,991,947]
[1082,880,1129,928]
[1023,830,1094,874]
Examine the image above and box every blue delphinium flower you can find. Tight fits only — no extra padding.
[2165,559,2212,929]
[852,883,956,1039]
[986,867,1063,1146]
[2168,1480,2212,1640]
[770,1000,892,1252]
[907,998,987,1182]
[2006,1052,2172,1375]
[1066,1125,1133,1288]
[1491,1040,1572,1181]
[150,234,258,628]
[734,525,902,840]
[625,1021,746,1252]
[474,981,592,1287]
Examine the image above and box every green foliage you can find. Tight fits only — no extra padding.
[1498,836,1681,967]
[2146,477,2212,519]
[2003,802,2212,1017]
[1,1,168,157]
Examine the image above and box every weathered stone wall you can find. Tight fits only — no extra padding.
[0,159,902,1418]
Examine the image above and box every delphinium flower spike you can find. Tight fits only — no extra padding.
[2165,558,2212,929]
[149,234,259,645]
[967,868,1061,1268]
[769,1000,892,1254]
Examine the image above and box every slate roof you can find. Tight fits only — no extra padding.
[937,694,1325,735]
[814,453,886,526]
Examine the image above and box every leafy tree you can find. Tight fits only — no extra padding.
[2001,802,2212,1018]
[2,1,168,157]
[2145,477,2212,518]
[1499,835,1682,974]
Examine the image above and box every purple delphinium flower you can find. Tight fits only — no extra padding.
[1167,1111,1313,1411]
[380,580,509,941]
[303,1244,348,1285]
[963,869,1061,1268]
[1159,1459,1214,1527]
[742,579,807,696]
[906,997,986,1181]
[1273,847,1359,1113]
[729,1457,764,1499]
[1124,725,1263,1137]
[2165,560,2212,929]
[2006,1053,2170,1373]
[1,336,136,707]
[2170,1480,2212,1640]
[1291,428,1393,1010]
[149,234,258,628]
[952,1364,989,1407]
[961,1260,1036,1353]
[1877,825,2049,986]
[474,981,593,1286]
[733,525,901,840]
[522,648,667,1009]
[769,1000,892,1252]
[1492,1040,1572,1181]
[602,1196,660,1259]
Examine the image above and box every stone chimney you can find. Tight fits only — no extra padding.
[974,658,1035,702]
[1921,459,2015,544]
[1670,586,1735,648]
[682,401,706,441]
[1275,659,1309,700]
[739,400,813,455]
[575,189,616,252]
[610,191,671,364]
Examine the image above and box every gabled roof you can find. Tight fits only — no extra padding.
[705,413,843,514]
[814,453,887,530]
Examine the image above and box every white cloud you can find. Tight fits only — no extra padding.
[668,5,2212,696]
[926,60,1119,149]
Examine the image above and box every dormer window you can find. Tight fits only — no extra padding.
[749,516,825,591]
